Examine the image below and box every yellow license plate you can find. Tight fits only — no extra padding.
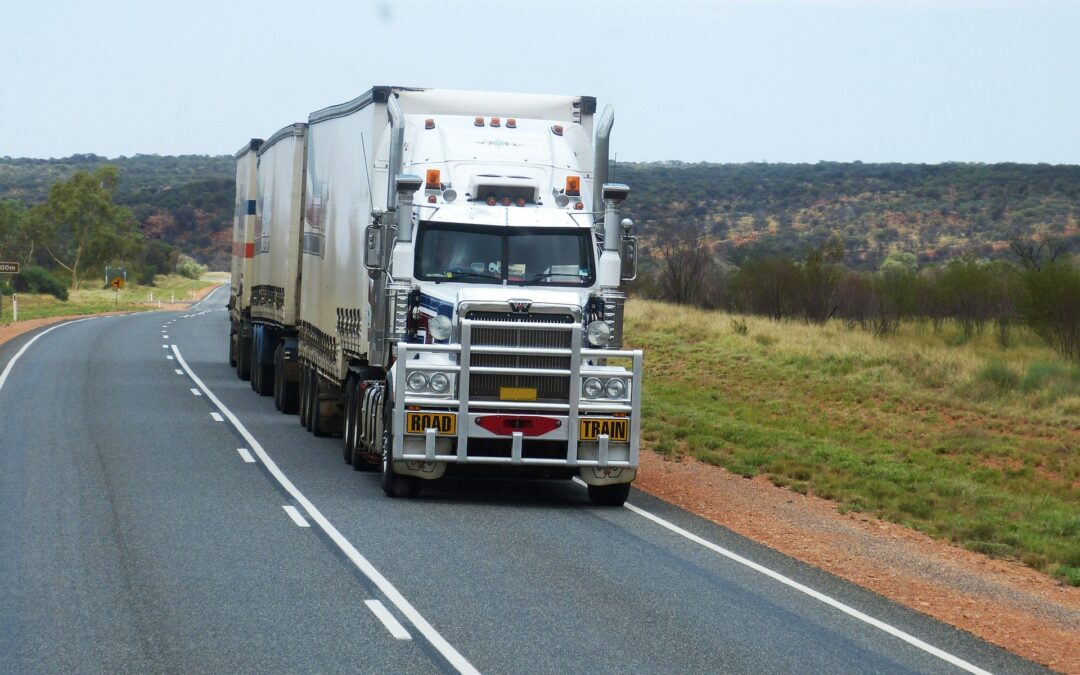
[500,386,537,401]
[579,417,629,442]
[405,412,457,436]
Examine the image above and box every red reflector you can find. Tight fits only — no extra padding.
[476,415,561,437]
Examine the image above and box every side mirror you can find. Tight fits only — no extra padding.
[620,235,637,281]
[364,224,383,271]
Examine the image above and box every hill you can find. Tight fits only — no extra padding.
[2,156,1079,270]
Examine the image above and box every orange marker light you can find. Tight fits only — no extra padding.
[425,169,441,189]
[425,118,435,130]
[551,124,564,136]
[565,176,581,196]
[486,196,497,206]
[506,118,517,128]
[516,197,526,207]
[490,117,501,127]
[501,197,511,206]
[427,195,437,203]
[474,116,484,127]
[574,201,584,210]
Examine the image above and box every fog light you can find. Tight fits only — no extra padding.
[605,378,626,399]
[583,377,603,399]
[429,372,450,394]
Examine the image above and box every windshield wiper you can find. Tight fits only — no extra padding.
[440,270,499,281]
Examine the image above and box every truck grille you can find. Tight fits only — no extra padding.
[465,312,574,401]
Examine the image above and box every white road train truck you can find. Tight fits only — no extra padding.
[232,87,642,504]
[229,138,261,378]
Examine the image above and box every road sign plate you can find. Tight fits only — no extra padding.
[111,276,125,289]
[0,261,19,274]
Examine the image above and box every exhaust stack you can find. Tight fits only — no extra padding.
[592,105,614,214]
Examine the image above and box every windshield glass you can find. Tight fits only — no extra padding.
[415,223,595,286]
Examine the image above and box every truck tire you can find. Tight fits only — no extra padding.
[343,378,357,464]
[253,340,273,397]
[249,337,260,392]
[236,333,252,381]
[273,345,284,411]
[311,373,329,437]
[351,384,378,472]
[381,397,421,498]
[229,329,238,368]
[299,366,311,428]
[587,482,630,506]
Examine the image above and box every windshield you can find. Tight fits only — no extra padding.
[415,223,595,287]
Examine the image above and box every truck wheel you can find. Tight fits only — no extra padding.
[282,377,299,415]
[299,366,311,428]
[229,329,238,368]
[249,337,259,392]
[311,373,328,437]
[273,345,284,411]
[236,333,252,381]
[343,379,357,464]
[351,386,378,472]
[587,483,630,506]
[381,400,421,498]
[253,342,273,397]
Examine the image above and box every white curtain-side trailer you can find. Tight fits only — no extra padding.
[232,86,641,504]
[229,139,261,376]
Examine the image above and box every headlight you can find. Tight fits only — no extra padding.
[583,377,603,399]
[407,371,428,391]
[428,315,452,340]
[429,372,450,394]
[586,320,611,347]
[605,378,626,399]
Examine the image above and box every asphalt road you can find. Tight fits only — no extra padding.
[0,286,1050,674]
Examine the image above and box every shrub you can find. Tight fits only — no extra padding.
[975,360,1019,392]
[1019,260,1080,363]
[11,266,68,300]
[176,254,208,280]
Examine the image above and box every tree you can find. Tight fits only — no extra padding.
[0,199,26,259]
[27,166,142,289]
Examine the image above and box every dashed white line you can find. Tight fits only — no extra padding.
[236,448,256,463]
[210,412,224,422]
[162,344,169,348]
[166,355,174,360]
[570,474,990,675]
[171,345,478,675]
[282,505,309,527]
[174,369,183,375]
[365,599,412,640]
[162,335,169,339]
[190,388,201,396]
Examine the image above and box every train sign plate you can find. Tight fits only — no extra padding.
[0,262,18,274]
[579,417,629,442]
[405,412,457,436]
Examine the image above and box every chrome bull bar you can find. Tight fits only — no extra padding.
[392,318,643,468]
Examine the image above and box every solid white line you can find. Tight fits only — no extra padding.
[282,505,310,527]
[190,388,201,396]
[189,284,224,310]
[175,369,183,375]
[0,318,97,393]
[365,599,413,640]
[607,489,991,675]
[171,345,479,675]
[236,448,256,463]
[210,412,224,422]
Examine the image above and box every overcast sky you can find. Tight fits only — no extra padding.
[2,0,1077,163]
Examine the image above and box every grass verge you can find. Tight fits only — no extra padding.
[626,298,1080,585]
[0,274,220,324]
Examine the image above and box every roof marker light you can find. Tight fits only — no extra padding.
[551,124,564,136]
[490,117,501,127]
[506,118,517,128]
[486,196,497,206]
[574,201,584,210]
[565,176,581,196]
[425,118,435,130]
[516,198,526,207]
[501,197,511,206]
[474,116,484,127]
[427,195,437,203]
[425,169,441,189]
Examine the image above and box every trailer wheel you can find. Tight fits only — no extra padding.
[229,328,238,368]
[305,368,317,432]
[236,332,252,381]
[381,397,421,498]
[343,378,357,464]
[273,345,284,411]
[299,366,311,428]
[587,483,630,506]
[253,341,273,397]
[249,337,259,393]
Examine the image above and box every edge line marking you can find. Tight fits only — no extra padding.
[282,505,310,527]
[366,599,413,640]
[0,318,97,393]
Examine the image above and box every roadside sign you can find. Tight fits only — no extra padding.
[0,261,18,274]
[111,276,125,290]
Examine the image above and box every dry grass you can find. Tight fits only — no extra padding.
[625,298,1080,585]
[1,275,219,324]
